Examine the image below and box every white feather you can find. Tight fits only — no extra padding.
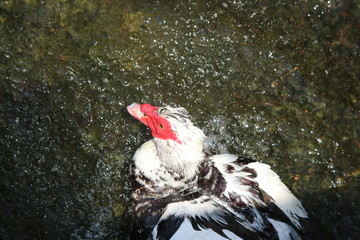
[133,140,186,189]
[211,154,264,206]
[248,162,308,228]
[169,218,243,240]
[153,196,244,240]
[210,154,308,229]
[268,218,301,240]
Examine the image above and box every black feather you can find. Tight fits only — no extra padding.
[156,215,185,240]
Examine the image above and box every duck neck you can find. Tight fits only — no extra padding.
[154,138,205,180]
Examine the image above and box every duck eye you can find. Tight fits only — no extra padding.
[159,124,165,129]
[143,112,147,117]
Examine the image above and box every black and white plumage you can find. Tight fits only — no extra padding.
[127,103,317,240]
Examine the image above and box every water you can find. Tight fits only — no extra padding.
[0,0,359,239]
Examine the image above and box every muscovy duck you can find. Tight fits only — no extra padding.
[127,103,313,240]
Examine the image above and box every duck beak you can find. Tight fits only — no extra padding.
[127,103,148,126]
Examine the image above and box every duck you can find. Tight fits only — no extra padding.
[127,103,316,240]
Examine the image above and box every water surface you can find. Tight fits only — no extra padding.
[0,0,359,239]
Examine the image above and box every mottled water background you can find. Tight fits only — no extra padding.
[0,0,359,239]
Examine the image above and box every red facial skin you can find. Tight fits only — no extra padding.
[127,103,181,143]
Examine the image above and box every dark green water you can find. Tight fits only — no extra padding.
[0,0,359,239]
